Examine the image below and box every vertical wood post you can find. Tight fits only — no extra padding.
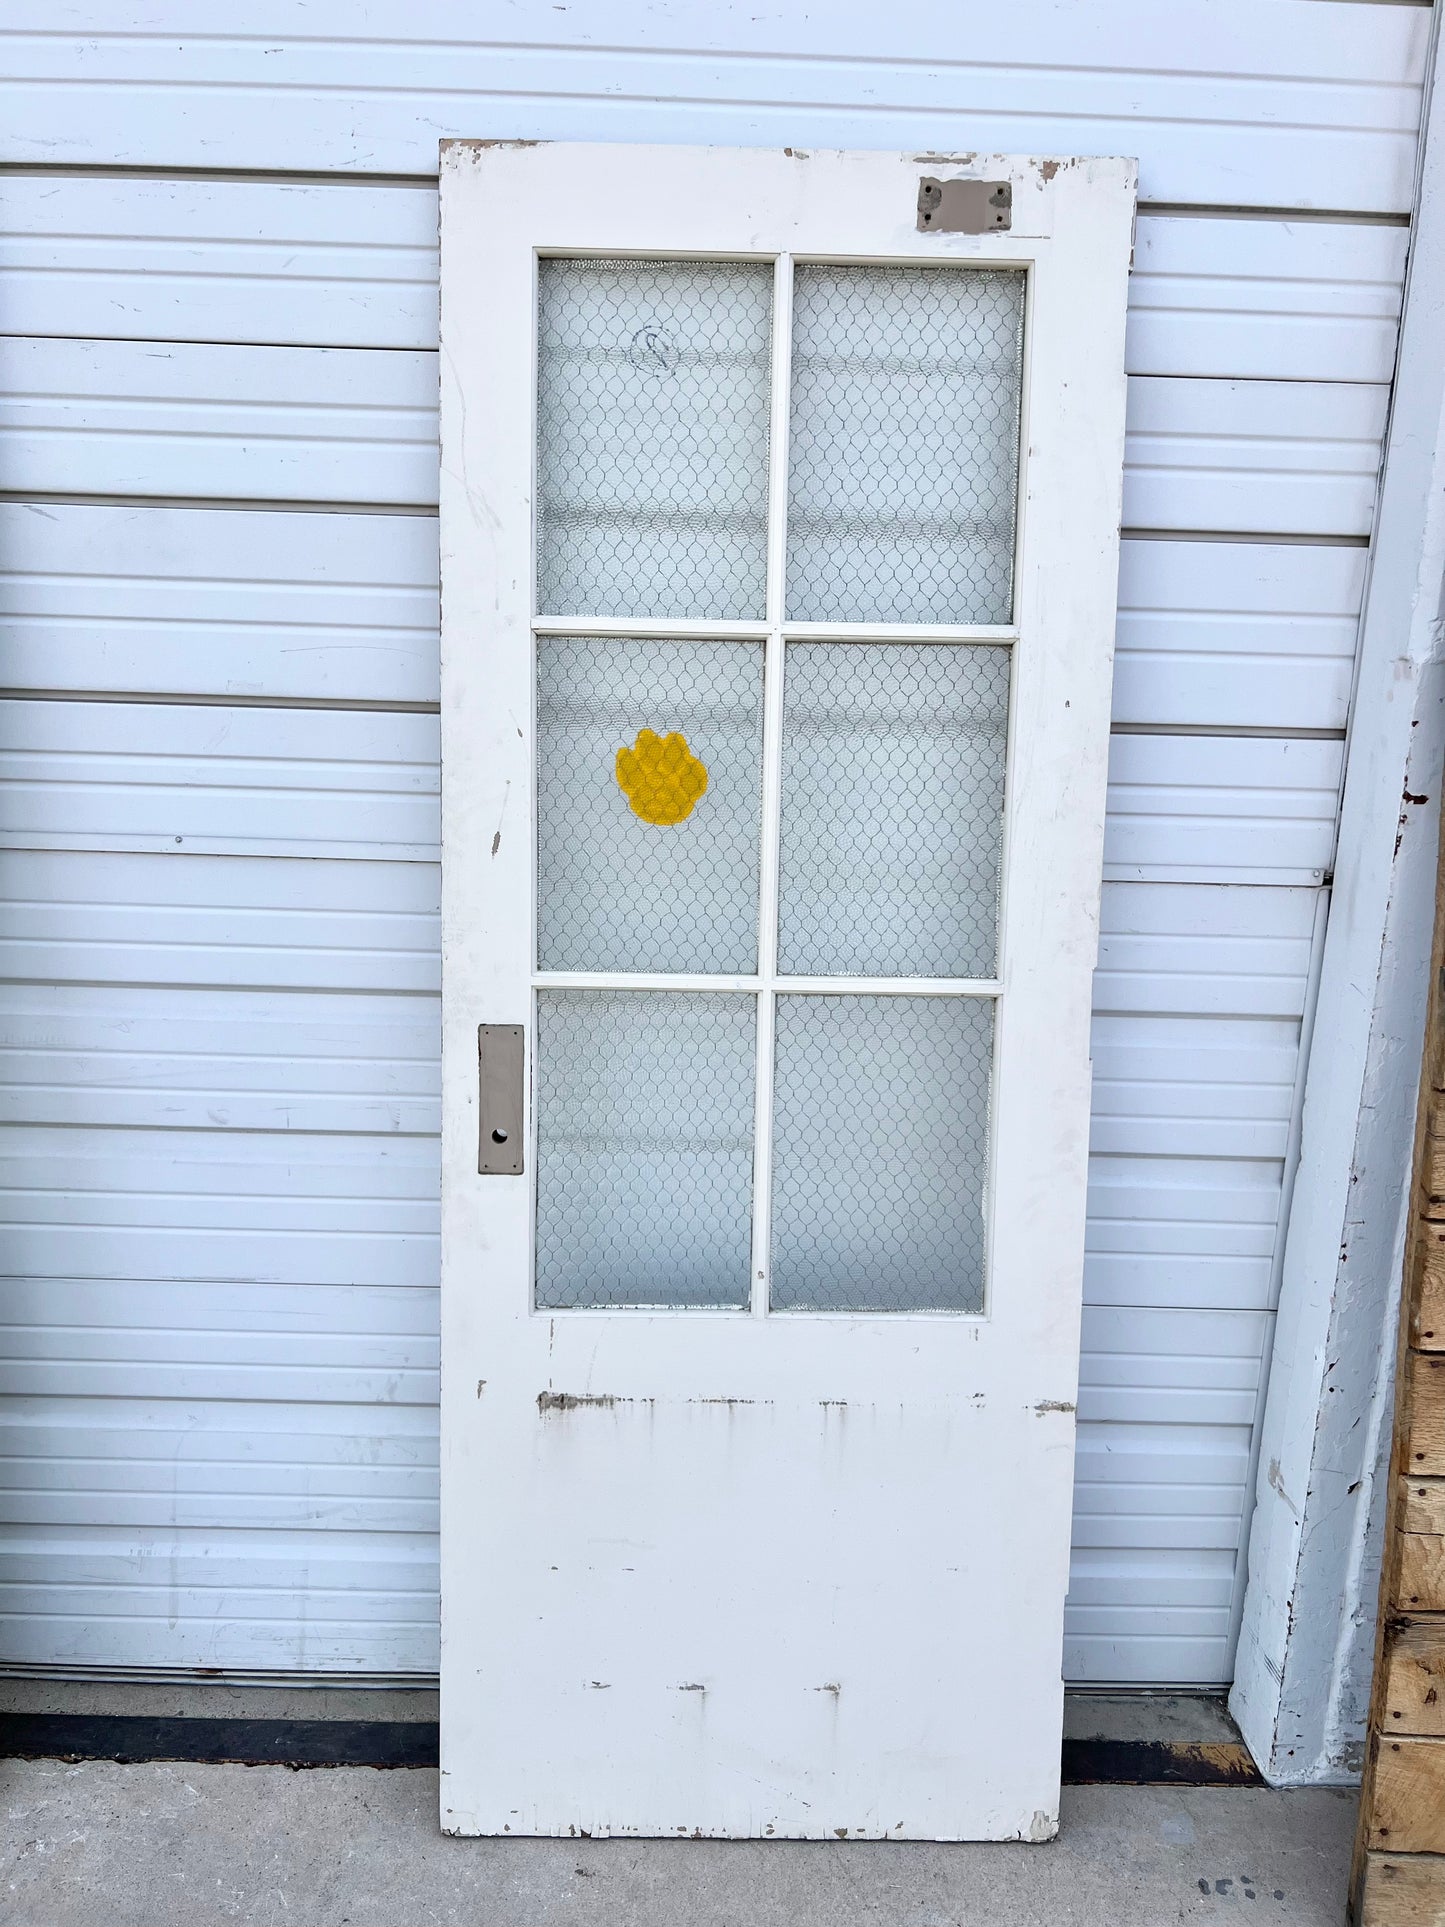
[1231,4,1445,1781]
[1352,793,1445,1922]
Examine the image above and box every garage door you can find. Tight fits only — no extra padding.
[0,0,1419,1684]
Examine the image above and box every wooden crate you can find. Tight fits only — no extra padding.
[1352,801,1445,1923]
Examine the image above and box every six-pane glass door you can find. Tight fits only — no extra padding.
[532,255,1024,1312]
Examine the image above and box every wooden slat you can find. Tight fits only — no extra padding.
[1398,1536,1445,1613]
[1359,1851,1445,1927]
[1423,1136,1445,1214]
[1366,1739,1445,1854]
[1401,1481,1445,1536]
[1383,1624,1445,1737]
[1352,795,1445,1919]
[1408,1355,1445,1474]
[1416,1239,1445,1348]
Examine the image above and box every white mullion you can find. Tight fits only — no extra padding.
[536,972,760,993]
[533,616,769,641]
[781,622,1016,645]
[773,976,1002,997]
[534,972,1002,996]
[750,252,794,1319]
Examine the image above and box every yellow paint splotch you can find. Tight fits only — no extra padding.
[615,728,708,826]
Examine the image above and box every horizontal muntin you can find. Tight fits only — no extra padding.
[532,974,1002,995]
[532,616,1015,642]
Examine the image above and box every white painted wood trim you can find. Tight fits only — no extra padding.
[1231,7,1445,1786]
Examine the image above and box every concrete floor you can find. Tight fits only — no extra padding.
[0,1762,1357,1927]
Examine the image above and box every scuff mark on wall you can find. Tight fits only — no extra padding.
[1267,1458,1299,1517]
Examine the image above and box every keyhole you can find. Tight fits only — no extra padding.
[491,1128,509,1144]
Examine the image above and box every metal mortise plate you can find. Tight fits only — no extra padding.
[917,178,1012,234]
[478,1024,525,1175]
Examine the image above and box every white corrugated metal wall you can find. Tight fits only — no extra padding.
[0,3,1427,1684]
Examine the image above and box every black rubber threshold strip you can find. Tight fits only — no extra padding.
[0,1715,438,1769]
[1062,1738,1263,1787]
[0,1715,1264,1785]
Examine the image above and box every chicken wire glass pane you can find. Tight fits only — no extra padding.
[537,638,765,973]
[777,643,1009,978]
[786,265,1024,624]
[770,996,992,1312]
[537,259,773,621]
[536,991,755,1309]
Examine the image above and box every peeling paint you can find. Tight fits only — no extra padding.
[540,1392,775,1412]
[445,137,542,155]
[1034,1399,1075,1415]
[537,1390,620,1414]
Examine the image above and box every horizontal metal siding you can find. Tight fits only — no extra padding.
[0,339,1392,536]
[0,505,1366,733]
[0,863,1310,1680]
[0,501,440,707]
[0,699,1342,887]
[0,175,1411,379]
[0,851,441,1668]
[0,3,1427,208]
[0,0,1420,1686]
[1073,884,1316,1681]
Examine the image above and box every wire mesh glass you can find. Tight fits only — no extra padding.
[769,995,993,1312]
[536,258,773,621]
[535,990,756,1309]
[536,637,765,973]
[786,265,1025,625]
[776,643,1009,979]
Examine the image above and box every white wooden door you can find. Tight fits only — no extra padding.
[438,141,1135,1840]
